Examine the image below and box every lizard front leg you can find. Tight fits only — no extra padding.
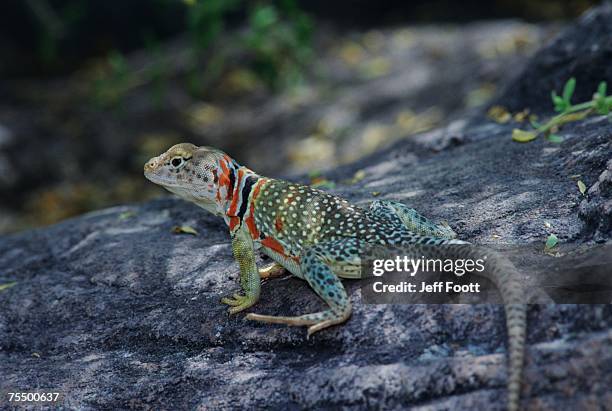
[221,225,261,314]
[247,238,360,337]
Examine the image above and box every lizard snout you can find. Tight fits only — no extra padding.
[144,158,158,172]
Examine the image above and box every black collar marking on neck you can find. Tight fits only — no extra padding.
[237,175,258,221]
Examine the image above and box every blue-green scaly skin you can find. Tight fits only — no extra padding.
[254,179,461,251]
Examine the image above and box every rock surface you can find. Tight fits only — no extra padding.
[1,5,612,411]
[494,2,612,114]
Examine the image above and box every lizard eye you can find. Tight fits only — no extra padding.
[171,156,185,168]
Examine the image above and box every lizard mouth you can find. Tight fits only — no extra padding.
[144,171,210,193]
[143,170,179,187]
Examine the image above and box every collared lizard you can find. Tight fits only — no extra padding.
[144,143,527,411]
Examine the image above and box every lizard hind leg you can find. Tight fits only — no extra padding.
[246,240,357,337]
[369,200,457,239]
[259,262,287,279]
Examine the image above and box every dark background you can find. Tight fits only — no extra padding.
[0,0,601,233]
[0,1,597,75]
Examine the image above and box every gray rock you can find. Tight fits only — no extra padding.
[1,106,611,411]
[580,158,612,241]
[493,2,612,113]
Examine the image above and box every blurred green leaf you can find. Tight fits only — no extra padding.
[545,234,558,250]
[597,81,607,98]
[311,179,336,189]
[348,169,366,184]
[595,81,609,115]
[172,225,199,235]
[185,0,312,92]
[562,77,576,106]
[529,118,541,128]
[577,180,587,195]
[551,91,566,112]
[512,129,538,143]
[251,5,278,29]
[0,282,17,292]
[119,211,136,220]
[307,170,322,179]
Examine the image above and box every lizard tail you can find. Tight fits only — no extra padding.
[504,303,526,411]
[482,248,527,411]
[441,244,528,411]
[404,242,529,410]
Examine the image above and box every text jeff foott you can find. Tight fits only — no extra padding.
[372,281,481,293]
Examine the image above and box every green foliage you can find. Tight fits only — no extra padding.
[171,225,199,235]
[91,0,314,105]
[0,282,17,292]
[185,0,313,92]
[512,78,612,143]
[187,0,241,50]
[550,77,575,112]
[28,0,313,105]
[594,81,609,115]
[545,233,558,250]
[92,51,135,108]
[577,180,587,195]
[92,38,174,109]
[245,1,313,89]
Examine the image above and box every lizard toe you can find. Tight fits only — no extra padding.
[222,293,258,314]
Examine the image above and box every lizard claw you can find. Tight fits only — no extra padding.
[221,293,257,314]
[220,296,241,306]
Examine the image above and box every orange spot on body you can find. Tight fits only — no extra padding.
[227,168,245,216]
[245,211,259,238]
[261,237,286,255]
[245,179,265,239]
[274,216,283,232]
[218,159,233,201]
[251,178,266,200]
[229,216,240,231]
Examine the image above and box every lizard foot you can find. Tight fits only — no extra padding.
[246,309,350,337]
[221,293,257,314]
[245,313,316,326]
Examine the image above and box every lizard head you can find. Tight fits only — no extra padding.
[144,143,238,216]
